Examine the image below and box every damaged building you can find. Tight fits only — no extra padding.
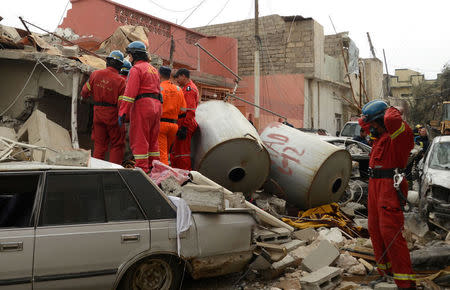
[195,15,384,132]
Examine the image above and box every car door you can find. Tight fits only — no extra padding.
[419,143,433,196]
[0,172,42,290]
[33,170,150,290]
[118,170,196,256]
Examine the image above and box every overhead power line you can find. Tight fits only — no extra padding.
[152,0,207,54]
[146,0,202,13]
[206,0,231,25]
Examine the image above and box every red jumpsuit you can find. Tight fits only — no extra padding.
[158,80,186,165]
[359,107,415,288]
[171,80,199,170]
[118,60,161,173]
[81,66,126,164]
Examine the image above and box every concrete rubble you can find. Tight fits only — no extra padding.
[1,19,449,290]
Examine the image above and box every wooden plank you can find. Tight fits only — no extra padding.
[341,250,376,262]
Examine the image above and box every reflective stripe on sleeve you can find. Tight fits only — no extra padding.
[118,95,135,103]
[390,122,405,140]
[86,82,91,91]
[393,273,416,281]
[133,154,148,160]
[148,152,160,157]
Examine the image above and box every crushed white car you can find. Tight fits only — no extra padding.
[418,136,450,225]
[0,163,256,290]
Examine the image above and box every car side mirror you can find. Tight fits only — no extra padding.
[336,131,340,137]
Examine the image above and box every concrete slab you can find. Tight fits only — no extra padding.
[301,240,340,272]
[17,110,72,162]
[0,127,16,150]
[292,228,319,243]
[282,239,306,252]
[299,266,343,290]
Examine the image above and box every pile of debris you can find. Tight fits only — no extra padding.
[0,109,90,166]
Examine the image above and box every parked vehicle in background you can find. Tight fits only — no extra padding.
[339,121,361,138]
[418,136,450,224]
[318,136,371,179]
[0,163,256,290]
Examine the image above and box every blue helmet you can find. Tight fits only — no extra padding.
[362,100,388,122]
[126,41,147,54]
[106,50,124,64]
[120,60,132,75]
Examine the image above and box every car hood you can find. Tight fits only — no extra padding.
[427,168,450,189]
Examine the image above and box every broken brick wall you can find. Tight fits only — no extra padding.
[195,15,321,78]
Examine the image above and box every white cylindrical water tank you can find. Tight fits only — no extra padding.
[260,122,352,209]
[192,101,270,193]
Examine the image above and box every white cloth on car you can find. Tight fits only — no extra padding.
[168,196,192,256]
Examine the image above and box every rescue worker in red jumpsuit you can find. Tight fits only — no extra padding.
[359,100,416,289]
[171,68,199,170]
[118,41,162,173]
[81,50,126,165]
[157,66,186,165]
[120,59,132,80]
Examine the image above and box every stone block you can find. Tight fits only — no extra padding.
[46,149,91,167]
[181,184,225,212]
[301,240,340,272]
[62,45,79,57]
[261,251,302,280]
[255,227,291,244]
[290,242,319,260]
[161,176,183,197]
[282,239,306,252]
[275,278,302,290]
[272,253,296,270]
[299,266,343,290]
[358,258,374,272]
[292,228,319,243]
[374,282,397,290]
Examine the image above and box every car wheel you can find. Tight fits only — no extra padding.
[119,255,184,290]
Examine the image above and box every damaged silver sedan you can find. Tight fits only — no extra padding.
[418,136,450,225]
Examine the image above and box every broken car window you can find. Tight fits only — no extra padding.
[429,142,450,170]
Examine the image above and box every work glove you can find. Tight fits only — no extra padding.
[118,114,126,127]
[176,126,188,140]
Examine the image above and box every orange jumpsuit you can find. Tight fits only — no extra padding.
[81,66,126,164]
[158,80,186,165]
[171,80,199,170]
[118,60,161,173]
[359,107,415,288]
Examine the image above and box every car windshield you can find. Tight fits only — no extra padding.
[341,123,361,137]
[429,141,450,170]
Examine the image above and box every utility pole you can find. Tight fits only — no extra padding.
[366,32,376,58]
[254,0,261,130]
[383,49,391,98]
[169,35,175,68]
